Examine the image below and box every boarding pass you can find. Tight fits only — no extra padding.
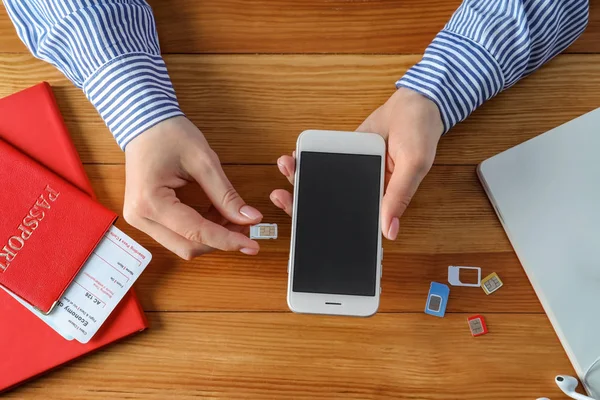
[3,225,151,343]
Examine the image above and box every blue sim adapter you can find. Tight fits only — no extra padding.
[425,282,450,317]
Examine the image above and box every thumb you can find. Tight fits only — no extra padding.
[356,117,373,133]
[381,161,423,240]
[187,153,263,225]
[356,104,391,139]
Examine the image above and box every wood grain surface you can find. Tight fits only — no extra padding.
[2,1,596,398]
[82,164,541,313]
[88,164,512,255]
[0,0,599,54]
[3,314,575,400]
[0,54,599,165]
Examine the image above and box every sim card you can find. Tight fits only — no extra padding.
[250,223,278,240]
[481,272,503,295]
[467,315,488,337]
[448,266,481,287]
[424,282,450,318]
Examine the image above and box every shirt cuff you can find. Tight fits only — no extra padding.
[396,30,505,134]
[83,53,184,150]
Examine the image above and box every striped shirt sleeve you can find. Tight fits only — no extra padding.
[397,0,589,133]
[3,0,184,150]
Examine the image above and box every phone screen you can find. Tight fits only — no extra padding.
[292,151,382,296]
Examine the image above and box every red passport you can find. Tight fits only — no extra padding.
[0,83,149,392]
[0,138,117,313]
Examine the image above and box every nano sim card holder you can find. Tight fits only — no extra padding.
[448,266,481,287]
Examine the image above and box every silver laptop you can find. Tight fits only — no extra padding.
[477,108,600,397]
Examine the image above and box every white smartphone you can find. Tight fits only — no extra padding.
[287,129,386,317]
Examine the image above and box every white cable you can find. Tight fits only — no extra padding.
[537,357,600,399]
[583,355,600,390]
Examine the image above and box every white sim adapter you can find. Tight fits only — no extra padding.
[448,266,482,287]
[250,223,278,240]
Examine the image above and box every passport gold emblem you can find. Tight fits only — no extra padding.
[0,185,60,271]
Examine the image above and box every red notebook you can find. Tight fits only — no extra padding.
[0,83,149,392]
[0,138,117,313]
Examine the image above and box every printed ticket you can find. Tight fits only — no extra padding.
[3,225,151,343]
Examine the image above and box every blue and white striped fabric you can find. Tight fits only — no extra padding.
[2,0,590,145]
[397,0,589,133]
[3,0,183,149]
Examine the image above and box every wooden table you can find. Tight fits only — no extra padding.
[1,1,599,399]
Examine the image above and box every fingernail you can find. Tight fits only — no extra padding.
[277,159,289,176]
[240,205,262,221]
[270,193,283,209]
[240,247,258,255]
[387,217,399,240]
